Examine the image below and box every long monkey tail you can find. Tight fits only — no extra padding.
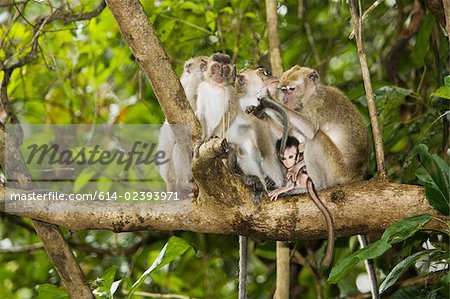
[306,178,335,268]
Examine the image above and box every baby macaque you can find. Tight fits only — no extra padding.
[268,136,307,201]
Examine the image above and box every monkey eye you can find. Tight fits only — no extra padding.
[288,155,294,159]
[280,86,288,93]
[223,65,231,74]
[280,157,286,161]
[288,85,296,91]
[237,75,246,86]
[212,64,220,70]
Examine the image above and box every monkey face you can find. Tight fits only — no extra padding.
[280,146,299,169]
[278,66,320,109]
[209,62,232,84]
[278,80,304,109]
[236,68,279,96]
[184,57,208,74]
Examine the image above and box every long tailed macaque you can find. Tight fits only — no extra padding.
[236,68,296,154]
[195,55,285,299]
[157,56,207,195]
[196,54,285,197]
[253,66,379,298]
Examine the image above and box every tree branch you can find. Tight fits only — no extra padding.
[105,0,201,142]
[348,0,388,181]
[265,0,283,77]
[2,181,445,240]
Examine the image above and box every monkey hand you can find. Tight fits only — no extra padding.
[268,189,282,201]
[245,105,256,114]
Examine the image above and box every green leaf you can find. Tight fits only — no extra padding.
[380,249,437,293]
[328,215,432,283]
[180,1,205,14]
[431,87,450,100]
[36,284,70,299]
[126,236,192,298]
[328,238,391,283]
[205,11,217,31]
[102,265,118,291]
[391,285,423,299]
[416,144,450,215]
[220,7,234,14]
[93,266,121,298]
[381,214,432,242]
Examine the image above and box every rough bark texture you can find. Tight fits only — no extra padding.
[33,221,94,299]
[2,180,445,240]
[265,0,283,77]
[349,0,388,181]
[1,126,93,299]
[105,0,201,142]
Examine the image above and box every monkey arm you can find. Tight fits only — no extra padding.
[268,180,296,201]
[254,90,289,154]
[283,108,318,140]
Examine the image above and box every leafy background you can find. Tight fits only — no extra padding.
[0,0,448,298]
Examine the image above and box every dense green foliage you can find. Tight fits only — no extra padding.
[0,0,448,298]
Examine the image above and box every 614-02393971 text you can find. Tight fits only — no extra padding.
[8,191,180,201]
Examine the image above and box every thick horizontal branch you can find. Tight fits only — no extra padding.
[1,181,445,240]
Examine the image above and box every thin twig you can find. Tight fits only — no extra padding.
[348,0,388,180]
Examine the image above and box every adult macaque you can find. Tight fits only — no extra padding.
[256,66,370,191]
[253,66,378,297]
[236,67,294,154]
[195,54,286,299]
[196,54,284,197]
[157,56,207,195]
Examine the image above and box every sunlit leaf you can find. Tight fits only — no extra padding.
[35,285,69,299]
[431,87,450,100]
[328,215,432,283]
[126,236,192,298]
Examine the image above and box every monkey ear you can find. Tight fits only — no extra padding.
[200,59,207,72]
[308,70,320,84]
[237,74,246,86]
[184,62,193,73]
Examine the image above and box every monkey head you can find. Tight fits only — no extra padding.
[276,136,301,168]
[205,53,235,85]
[183,56,208,75]
[277,66,320,109]
[236,67,279,97]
